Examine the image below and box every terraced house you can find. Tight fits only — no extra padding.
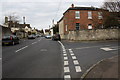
[58,4,109,39]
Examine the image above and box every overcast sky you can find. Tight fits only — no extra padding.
[0,0,106,30]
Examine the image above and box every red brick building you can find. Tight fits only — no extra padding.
[58,4,109,36]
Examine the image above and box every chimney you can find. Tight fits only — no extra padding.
[5,16,8,23]
[71,4,74,8]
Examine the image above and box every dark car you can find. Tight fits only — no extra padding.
[52,34,61,41]
[2,35,20,45]
[28,35,36,39]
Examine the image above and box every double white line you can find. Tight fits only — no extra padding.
[68,49,82,73]
[58,41,82,80]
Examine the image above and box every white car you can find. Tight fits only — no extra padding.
[45,35,52,39]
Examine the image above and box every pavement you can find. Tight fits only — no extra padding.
[83,56,119,79]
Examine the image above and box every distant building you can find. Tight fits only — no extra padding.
[58,4,109,38]
[4,16,32,38]
[0,25,12,36]
[45,29,50,35]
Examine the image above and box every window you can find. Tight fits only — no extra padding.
[75,11,80,19]
[88,24,92,29]
[98,12,103,19]
[88,11,92,19]
[65,25,68,31]
[76,23,80,30]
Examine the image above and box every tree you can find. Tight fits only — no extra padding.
[101,0,120,28]
[4,13,20,28]
[102,0,120,12]
[53,24,59,34]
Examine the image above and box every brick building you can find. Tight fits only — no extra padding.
[58,4,109,37]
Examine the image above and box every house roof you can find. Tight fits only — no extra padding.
[45,29,50,32]
[18,24,31,28]
[58,17,63,23]
[63,6,107,15]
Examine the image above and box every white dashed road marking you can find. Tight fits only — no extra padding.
[64,67,70,72]
[75,66,82,72]
[32,42,37,44]
[63,54,67,56]
[73,60,79,65]
[64,75,71,80]
[63,51,66,53]
[0,58,2,60]
[15,46,28,53]
[72,56,77,60]
[64,57,68,60]
[58,41,82,79]
[70,53,74,56]
[64,61,69,66]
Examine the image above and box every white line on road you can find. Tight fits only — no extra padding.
[64,67,70,72]
[64,57,68,60]
[64,75,71,80]
[70,53,74,56]
[0,58,2,60]
[32,42,37,44]
[101,47,117,51]
[63,51,66,53]
[68,49,72,51]
[63,54,67,56]
[64,61,69,66]
[73,60,79,65]
[72,56,77,60]
[75,66,82,72]
[15,46,28,53]
[75,45,111,50]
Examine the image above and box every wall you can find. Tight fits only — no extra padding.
[63,29,119,41]
[59,19,64,39]
[63,9,105,34]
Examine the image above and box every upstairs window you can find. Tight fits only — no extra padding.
[88,11,92,19]
[98,12,103,19]
[75,11,80,19]
[76,23,80,30]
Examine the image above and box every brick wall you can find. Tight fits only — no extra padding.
[63,9,106,34]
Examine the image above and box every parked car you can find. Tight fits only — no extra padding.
[45,35,52,39]
[36,34,41,37]
[28,35,36,39]
[52,34,61,41]
[2,35,20,45]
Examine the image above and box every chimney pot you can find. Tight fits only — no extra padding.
[71,4,74,8]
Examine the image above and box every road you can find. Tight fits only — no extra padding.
[3,37,63,79]
[2,37,119,79]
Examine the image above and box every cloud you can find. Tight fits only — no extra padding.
[1,1,105,29]
[1,0,105,2]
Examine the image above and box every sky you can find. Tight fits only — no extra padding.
[0,0,106,30]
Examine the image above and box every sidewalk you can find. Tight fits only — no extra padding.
[83,56,119,79]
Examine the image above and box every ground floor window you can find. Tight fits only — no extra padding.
[76,23,80,30]
[88,24,92,29]
[65,25,68,31]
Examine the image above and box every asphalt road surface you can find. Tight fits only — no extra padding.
[2,37,119,79]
